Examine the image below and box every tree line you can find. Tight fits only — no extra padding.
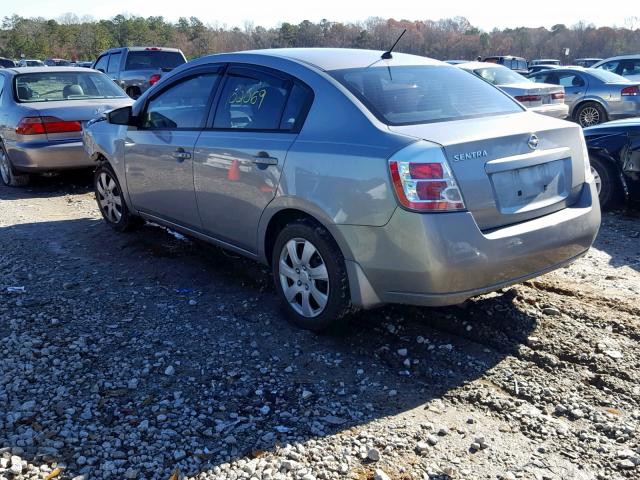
[1,13,640,62]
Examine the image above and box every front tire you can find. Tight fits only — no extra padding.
[272,219,352,332]
[94,163,140,231]
[576,102,607,127]
[590,155,624,210]
[0,145,30,187]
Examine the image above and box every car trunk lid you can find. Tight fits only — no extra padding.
[499,83,565,107]
[389,112,587,231]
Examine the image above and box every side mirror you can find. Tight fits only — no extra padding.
[107,106,137,126]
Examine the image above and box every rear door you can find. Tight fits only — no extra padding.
[125,66,222,229]
[193,65,313,253]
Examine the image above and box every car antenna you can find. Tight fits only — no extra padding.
[381,29,407,60]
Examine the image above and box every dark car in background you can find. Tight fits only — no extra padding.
[584,119,640,209]
[0,57,16,68]
[92,47,187,99]
[483,56,529,74]
[44,58,72,66]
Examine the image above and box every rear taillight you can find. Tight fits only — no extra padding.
[514,95,542,102]
[389,141,465,212]
[552,92,565,100]
[149,74,161,86]
[621,85,640,96]
[16,116,81,135]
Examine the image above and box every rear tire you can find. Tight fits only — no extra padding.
[589,155,624,210]
[575,102,607,127]
[272,219,352,332]
[94,163,141,231]
[0,145,30,187]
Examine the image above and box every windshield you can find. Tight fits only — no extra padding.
[330,65,522,126]
[587,68,630,83]
[124,51,185,71]
[15,72,127,102]
[473,67,530,85]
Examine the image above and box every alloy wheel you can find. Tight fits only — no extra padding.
[0,149,10,184]
[279,238,329,318]
[591,166,602,195]
[579,106,601,127]
[96,171,123,223]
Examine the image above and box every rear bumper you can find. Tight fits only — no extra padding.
[530,104,569,119]
[6,139,94,172]
[338,180,601,308]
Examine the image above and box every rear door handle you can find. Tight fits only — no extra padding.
[172,148,192,162]
[252,152,278,166]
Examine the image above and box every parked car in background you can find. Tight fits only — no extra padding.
[444,60,469,65]
[0,57,16,68]
[0,67,132,187]
[17,59,45,67]
[459,62,568,118]
[528,64,561,74]
[528,67,640,126]
[75,61,93,68]
[84,48,599,331]
[44,58,72,66]
[584,119,640,209]
[530,58,560,66]
[482,55,529,74]
[92,47,187,99]
[574,58,602,68]
[592,55,640,82]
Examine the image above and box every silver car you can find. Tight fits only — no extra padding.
[84,48,601,331]
[0,67,132,186]
[527,67,640,126]
[592,55,640,82]
[459,62,568,119]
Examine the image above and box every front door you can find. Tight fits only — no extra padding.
[193,65,313,253]
[125,69,221,228]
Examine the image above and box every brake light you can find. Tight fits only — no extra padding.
[145,47,162,51]
[389,141,465,212]
[16,116,81,135]
[514,95,542,102]
[621,85,640,96]
[552,92,565,100]
[149,74,161,86]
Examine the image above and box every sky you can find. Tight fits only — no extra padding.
[0,0,635,31]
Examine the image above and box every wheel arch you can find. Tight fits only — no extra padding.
[572,98,608,122]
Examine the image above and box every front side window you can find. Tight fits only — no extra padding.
[107,53,121,74]
[213,69,293,130]
[94,55,109,72]
[141,73,218,129]
[556,73,584,88]
[14,72,127,102]
[330,65,522,126]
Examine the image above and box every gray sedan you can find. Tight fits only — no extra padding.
[84,48,600,331]
[0,67,132,186]
[527,67,640,126]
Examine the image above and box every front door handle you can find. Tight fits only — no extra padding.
[252,151,278,166]
[172,148,192,162]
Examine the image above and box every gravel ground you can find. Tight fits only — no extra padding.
[1,173,639,480]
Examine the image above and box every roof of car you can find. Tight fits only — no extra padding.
[4,66,100,75]
[231,48,444,71]
[457,61,507,70]
[595,54,640,62]
[101,46,183,54]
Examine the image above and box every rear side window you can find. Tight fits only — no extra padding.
[621,60,640,76]
[330,65,522,126]
[214,69,293,131]
[517,60,528,70]
[598,61,619,73]
[142,73,218,129]
[125,51,186,71]
[94,55,108,72]
[556,73,584,87]
[107,53,121,73]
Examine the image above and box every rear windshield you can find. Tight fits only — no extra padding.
[15,72,127,103]
[473,66,530,85]
[330,65,522,126]
[44,59,71,66]
[587,69,630,83]
[124,51,185,71]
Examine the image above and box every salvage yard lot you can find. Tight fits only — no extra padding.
[1,174,639,480]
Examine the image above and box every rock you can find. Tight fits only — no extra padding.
[260,405,270,415]
[617,459,636,470]
[138,419,149,431]
[416,441,429,453]
[367,448,381,461]
[374,469,391,480]
[427,434,439,446]
[173,449,186,461]
[542,307,561,316]
[605,350,623,359]
[164,365,175,375]
[301,390,313,400]
[388,390,397,397]
[76,456,87,465]
[397,348,408,356]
